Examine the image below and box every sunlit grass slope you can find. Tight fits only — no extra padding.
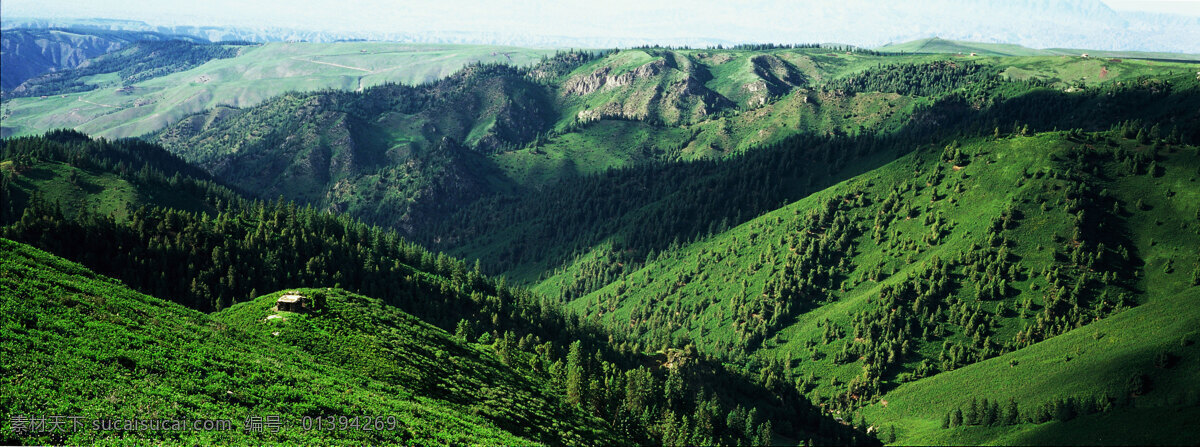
[0,238,618,445]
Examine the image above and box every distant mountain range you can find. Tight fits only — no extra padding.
[3,0,1198,53]
[0,28,191,90]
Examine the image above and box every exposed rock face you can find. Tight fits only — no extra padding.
[565,54,734,126]
[738,55,808,108]
[562,59,668,96]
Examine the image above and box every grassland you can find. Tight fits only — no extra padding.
[856,130,1200,445]
[1,42,558,138]
[0,238,618,445]
[554,131,1200,443]
[880,37,1200,61]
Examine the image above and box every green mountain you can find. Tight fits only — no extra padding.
[0,42,561,138]
[1,239,611,444]
[4,41,1200,446]
[1,133,869,445]
[559,129,1200,443]
[144,47,1198,249]
[0,28,188,91]
[879,37,1200,61]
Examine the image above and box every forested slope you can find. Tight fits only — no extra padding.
[4,44,1199,446]
[0,133,871,446]
[141,49,1200,289]
[563,129,1200,444]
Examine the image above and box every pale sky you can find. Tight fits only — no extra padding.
[1103,0,1200,14]
[2,0,1198,52]
[5,0,1200,30]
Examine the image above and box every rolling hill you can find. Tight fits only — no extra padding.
[556,129,1200,444]
[0,28,185,91]
[1,133,869,445]
[0,239,618,445]
[3,38,1200,446]
[0,41,561,138]
[878,37,1200,61]
[138,47,1198,254]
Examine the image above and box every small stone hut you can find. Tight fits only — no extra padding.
[276,294,310,312]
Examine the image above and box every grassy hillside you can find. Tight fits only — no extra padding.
[0,130,239,224]
[857,128,1200,445]
[4,45,1199,445]
[0,42,559,138]
[558,129,1200,443]
[860,284,1200,445]
[880,37,1200,61]
[0,238,614,444]
[440,65,1199,289]
[1,133,872,446]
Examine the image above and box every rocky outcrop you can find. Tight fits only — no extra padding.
[562,59,668,96]
[565,53,735,125]
[737,55,807,108]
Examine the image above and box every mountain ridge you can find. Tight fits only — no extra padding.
[6,0,1199,52]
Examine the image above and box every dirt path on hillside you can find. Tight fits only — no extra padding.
[77,97,120,109]
[289,56,373,73]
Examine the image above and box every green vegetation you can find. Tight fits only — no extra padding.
[879,37,1200,61]
[4,42,1199,445]
[558,129,1200,443]
[1,133,869,445]
[140,47,1199,280]
[1,42,561,138]
[7,40,244,98]
[0,239,610,444]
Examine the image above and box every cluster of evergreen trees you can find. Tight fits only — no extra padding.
[756,197,858,347]
[941,394,1134,429]
[0,132,874,446]
[823,61,993,97]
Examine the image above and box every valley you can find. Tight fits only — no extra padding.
[2,27,1198,445]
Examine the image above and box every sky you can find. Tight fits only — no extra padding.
[1103,0,1200,14]
[2,0,1199,52]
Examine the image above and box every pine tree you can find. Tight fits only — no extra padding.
[1003,398,1019,426]
[757,420,773,446]
[745,407,760,442]
[566,340,587,406]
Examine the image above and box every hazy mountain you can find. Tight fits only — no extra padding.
[3,0,1198,53]
[2,29,139,90]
